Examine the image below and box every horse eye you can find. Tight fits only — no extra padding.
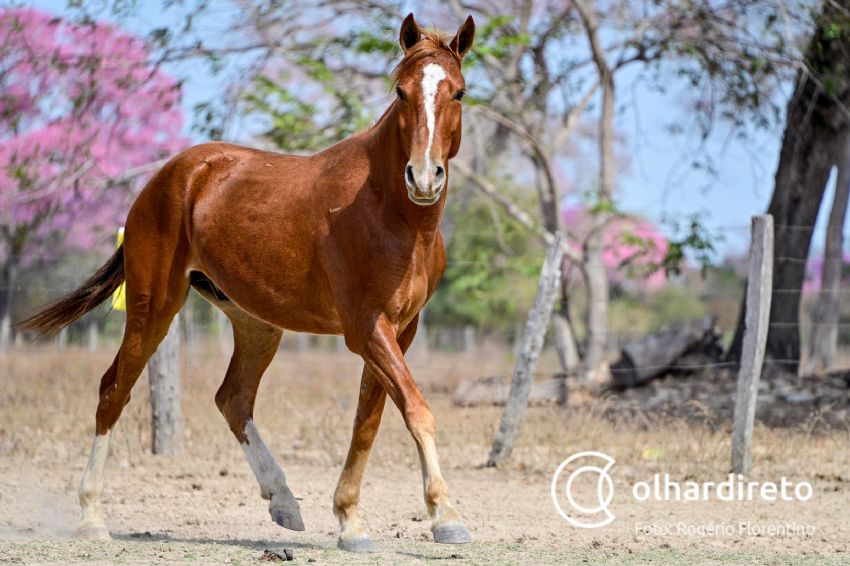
[454,90,466,101]
[395,87,406,101]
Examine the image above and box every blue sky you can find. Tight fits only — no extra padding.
[27,0,837,259]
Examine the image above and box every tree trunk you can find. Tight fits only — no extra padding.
[582,241,609,380]
[552,286,580,377]
[552,310,579,405]
[576,0,615,382]
[148,314,183,455]
[804,144,850,375]
[0,259,18,352]
[581,80,614,380]
[542,127,580,377]
[610,316,716,388]
[728,1,850,375]
[488,236,564,466]
[529,153,583,379]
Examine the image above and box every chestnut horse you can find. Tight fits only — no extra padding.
[20,13,475,552]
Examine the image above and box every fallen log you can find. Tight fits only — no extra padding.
[610,316,720,389]
[453,375,567,407]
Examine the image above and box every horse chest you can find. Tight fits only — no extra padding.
[358,245,433,324]
[393,267,431,320]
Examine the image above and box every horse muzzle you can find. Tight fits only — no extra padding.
[407,189,443,206]
[405,162,445,206]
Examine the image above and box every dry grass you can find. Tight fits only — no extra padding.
[2,343,847,481]
[1,343,849,564]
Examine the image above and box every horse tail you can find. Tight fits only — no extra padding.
[18,245,126,337]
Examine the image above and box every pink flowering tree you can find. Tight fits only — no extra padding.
[0,8,186,346]
[561,205,669,292]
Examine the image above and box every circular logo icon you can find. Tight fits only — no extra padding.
[551,451,616,528]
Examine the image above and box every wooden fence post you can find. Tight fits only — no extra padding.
[463,325,476,352]
[487,234,565,466]
[297,333,309,353]
[148,313,183,455]
[731,215,773,474]
[216,308,231,356]
[87,320,99,352]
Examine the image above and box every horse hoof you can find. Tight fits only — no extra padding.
[432,522,472,544]
[337,534,379,553]
[76,523,112,541]
[271,507,305,531]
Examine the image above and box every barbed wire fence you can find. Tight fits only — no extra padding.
[4,215,850,472]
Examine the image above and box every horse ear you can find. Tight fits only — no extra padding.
[399,13,421,53]
[450,16,475,59]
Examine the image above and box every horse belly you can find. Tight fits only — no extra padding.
[190,197,342,332]
[198,256,343,334]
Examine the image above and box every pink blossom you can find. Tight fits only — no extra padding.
[0,7,187,267]
[562,205,669,292]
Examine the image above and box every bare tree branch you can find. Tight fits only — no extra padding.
[553,81,600,149]
[467,105,563,228]
[452,159,582,263]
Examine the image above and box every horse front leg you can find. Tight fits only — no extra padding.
[345,314,471,546]
[333,316,419,551]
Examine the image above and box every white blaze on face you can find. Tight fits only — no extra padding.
[421,63,447,177]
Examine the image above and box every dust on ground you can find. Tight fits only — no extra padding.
[1,345,848,565]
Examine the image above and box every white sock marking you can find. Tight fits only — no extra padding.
[242,420,288,500]
[79,432,112,526]
[421,63,447,176]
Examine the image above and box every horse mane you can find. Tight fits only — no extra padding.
[391,28,460,87]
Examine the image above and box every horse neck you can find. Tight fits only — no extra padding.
[366,102,445,245]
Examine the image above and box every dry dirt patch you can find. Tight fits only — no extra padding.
[1,347,848,564]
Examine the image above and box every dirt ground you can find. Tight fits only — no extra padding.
[1,344,849,565]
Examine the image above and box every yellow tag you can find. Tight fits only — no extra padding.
[641,448,664,461]
[111,227,127,312]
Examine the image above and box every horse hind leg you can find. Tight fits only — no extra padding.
[77,356,118,540]
[211,301,303,531]
[78,242,190,540]
[333,366,385,552]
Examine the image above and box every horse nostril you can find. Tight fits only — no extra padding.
[435,165,445,182]
[405,164,415,187]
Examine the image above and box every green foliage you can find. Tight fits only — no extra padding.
[586,194,619,216]
[823,20,847,41]
[426,187,543,332]
[463,14,530,69]
[192,101,224,140]
[352,30,397,55]
[243,67,373,153]
[662,214,718,276]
